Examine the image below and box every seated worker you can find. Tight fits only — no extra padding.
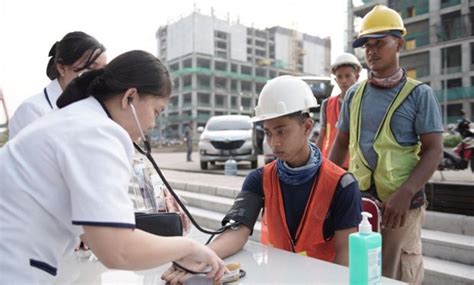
[162,75,362,284]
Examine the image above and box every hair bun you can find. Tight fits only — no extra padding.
[48,41,59,57]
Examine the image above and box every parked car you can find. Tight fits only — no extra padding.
[198,115,258,170]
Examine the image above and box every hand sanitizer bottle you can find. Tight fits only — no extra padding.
[349,212,382,285]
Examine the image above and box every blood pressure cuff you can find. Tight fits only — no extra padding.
[221,191,263,235]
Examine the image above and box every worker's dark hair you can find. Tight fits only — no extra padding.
[46,31,105,80]
[57,50,172,108]
[287,111,311,124]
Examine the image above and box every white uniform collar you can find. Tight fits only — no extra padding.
[44,79,63,109]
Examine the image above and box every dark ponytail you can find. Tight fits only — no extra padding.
[58,50,172,108]
[57,69,105,108]
[46,31,105,80]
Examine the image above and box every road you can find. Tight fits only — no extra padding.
[152,151,473,185]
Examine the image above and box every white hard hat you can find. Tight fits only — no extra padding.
[252,75,318,122]
[331,53,362,74]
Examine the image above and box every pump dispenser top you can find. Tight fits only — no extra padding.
[359,212,373,234]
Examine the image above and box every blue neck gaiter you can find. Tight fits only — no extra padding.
[276,143,322,186]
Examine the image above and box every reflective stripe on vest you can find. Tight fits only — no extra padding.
[348,78,422,201]
[260,159,344,261]
[322,95,348,168]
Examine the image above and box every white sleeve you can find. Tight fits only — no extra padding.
[8,102,43,139]
[57,123,135,228]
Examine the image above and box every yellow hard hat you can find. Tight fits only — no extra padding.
[353,5,406,48]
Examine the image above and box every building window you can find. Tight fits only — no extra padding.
[269,70,277,78]
[441,45,462,74]
[183,58,192,68]
[439,11,464,41]
[173,78,179,92]
[215,77,227,90]
[231,96,238,108]
[169,62,179,72]
[216,41,227,49]
[441,0,461,9]
[170,96,178,108]
[214,61,227,71]
[241,65,252,75]
[231,80,238,91]
[197,58,211,69]
[197,93,210,107]
[183,93,192,107]
[216,51,228,59]
[401,52,430,78]
[447,104,463,120]
[214,31,228,40]
[406,6,416,18]
[255,49,266,57]
[197,75,211,89]
[241,81,252,92]
[197,110,211,122]
[241,97,252,110]
[183,75,192,88]
[215,94,226,108]
[443,78,462,89]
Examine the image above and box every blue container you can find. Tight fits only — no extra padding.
[224,159,237,176]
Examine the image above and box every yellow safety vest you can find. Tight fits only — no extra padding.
[349,78,422,201]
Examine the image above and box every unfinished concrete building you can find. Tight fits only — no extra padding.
[347,0,474,125]
[156,12,331,138]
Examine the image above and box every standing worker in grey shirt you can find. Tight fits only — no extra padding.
[329,5,443,285]
[185,123,193,162]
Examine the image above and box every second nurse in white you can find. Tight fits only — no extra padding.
[8,31,107,138]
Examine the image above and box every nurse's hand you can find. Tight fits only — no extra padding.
[186,241,226,280]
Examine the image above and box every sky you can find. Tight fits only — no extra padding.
[0,0,349,116]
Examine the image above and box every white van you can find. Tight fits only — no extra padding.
[198,115,258,170]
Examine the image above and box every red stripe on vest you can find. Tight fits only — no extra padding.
[322,95,348,168]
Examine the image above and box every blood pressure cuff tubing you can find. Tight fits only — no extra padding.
[221,191,263,235]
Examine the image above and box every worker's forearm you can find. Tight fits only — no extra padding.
[328,131,349,166]
[209,226,250,259]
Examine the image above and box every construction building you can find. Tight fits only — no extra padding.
[347,0,474,125]
[155,11,331,138]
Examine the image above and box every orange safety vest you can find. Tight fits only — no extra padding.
[261,159,345,261]
[322,95,349,169]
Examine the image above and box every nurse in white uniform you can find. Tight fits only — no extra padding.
[8,31,107,138]
[0,50,225,284]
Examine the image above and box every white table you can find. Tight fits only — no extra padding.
[60,229,404,284]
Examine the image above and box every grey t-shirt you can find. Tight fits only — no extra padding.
[337,80,443,169]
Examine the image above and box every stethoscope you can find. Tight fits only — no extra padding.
[128,102,240,244]
[128,103,246,277]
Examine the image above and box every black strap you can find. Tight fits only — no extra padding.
[43,88,54,109]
